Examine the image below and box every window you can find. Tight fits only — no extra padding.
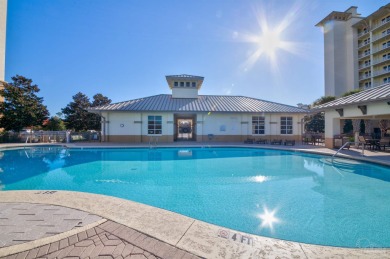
[384,77,390,84]
[174,82,178,87]
[180,82,184,87]
[383,53,390,61]
[364,81,371,88]
[186,82,190,87]
[280,117,293,135]
[192,82,196,87]
[252,116,265,134]
[148,116,162,134]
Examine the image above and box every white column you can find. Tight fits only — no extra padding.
[324,111,341,148]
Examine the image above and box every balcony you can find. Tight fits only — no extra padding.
[373,69,390,77]
[372,29,390,42]
[373,55,390,65]
[358,41,370,49]
[371,17,390,32]
[372,43,390,54]
[373,81,390,87]
[358,30,369,38]
[358,51,371,59]
[359,63,371,70]
[359,74,372,81]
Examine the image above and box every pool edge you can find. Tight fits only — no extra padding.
[0,190,389,259]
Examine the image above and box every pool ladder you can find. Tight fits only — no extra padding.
[149,136,159,149]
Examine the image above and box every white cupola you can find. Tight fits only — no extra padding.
[165,74,204,98]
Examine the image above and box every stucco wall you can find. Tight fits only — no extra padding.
[100,112,304,143]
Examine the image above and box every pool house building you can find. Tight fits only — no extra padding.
[89,75,308,143]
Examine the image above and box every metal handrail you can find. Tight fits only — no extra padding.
[332,141,351,162]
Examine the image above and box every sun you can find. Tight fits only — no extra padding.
[258,29,282,57]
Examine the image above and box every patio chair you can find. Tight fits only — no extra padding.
[270,139,282,145]
[284,140,295,146]
[255,139,268,144]
[358,136,372,150]
[244,138,254,144]
[302,134,311,145]
[378,138,390,151]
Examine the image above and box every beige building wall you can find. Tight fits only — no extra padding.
[319,4,390,97]
[0,0,6,82]
[100,112,305,143]
[320,7,361,97]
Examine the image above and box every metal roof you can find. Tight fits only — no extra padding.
[165,74,204,79]
[89,94,308,114]
[312,83,390,110]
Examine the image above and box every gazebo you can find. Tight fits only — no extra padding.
[312,84,390,148]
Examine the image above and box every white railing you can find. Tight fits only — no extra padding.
[358,41,370,49]
[359,63,371,70]
[358,31,369,38]
[373,55,390,65]
[372,30,390,42]
[149,136,159,148]
[359,74,371,80]
[358,52,371,59]
[372,43,390,54]
[371,19,390,31]
[373,69,390,77]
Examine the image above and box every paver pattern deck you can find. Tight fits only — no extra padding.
[0,203,102,248]
[0,204,200,259]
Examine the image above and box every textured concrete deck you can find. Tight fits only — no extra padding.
[0,143,390,258]
[1,206,199,259]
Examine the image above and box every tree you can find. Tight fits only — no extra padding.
[0,75,49,131]
[62,92,92,131]
[341,88,361,97]
[312,96,336,107]
[62,92,111,131]
[44,116,66,131]
[304,95,336,133]
[92,93,111,107]
[89,93,112,130]
[306,89,363,134]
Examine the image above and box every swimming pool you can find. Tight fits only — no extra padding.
[0,146,389,248]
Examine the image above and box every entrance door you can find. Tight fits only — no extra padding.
[174,114,197,141]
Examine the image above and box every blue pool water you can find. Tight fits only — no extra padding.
[1,146,390,248]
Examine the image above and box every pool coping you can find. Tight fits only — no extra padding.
[1,143,390,258]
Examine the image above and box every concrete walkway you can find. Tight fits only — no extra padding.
[0,203,199,259]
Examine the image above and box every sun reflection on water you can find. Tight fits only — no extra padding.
[258,207,280,232]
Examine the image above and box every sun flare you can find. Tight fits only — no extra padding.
[239,2,305,71]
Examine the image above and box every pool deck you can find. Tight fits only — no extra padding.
[0,142,390,259]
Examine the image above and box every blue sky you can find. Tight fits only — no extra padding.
[4,0,389,116]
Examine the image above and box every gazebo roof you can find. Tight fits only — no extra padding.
[312,84,390,111]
